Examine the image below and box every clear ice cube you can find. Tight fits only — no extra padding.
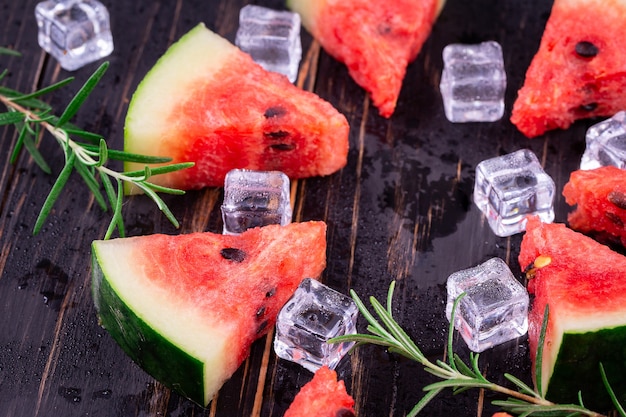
[35,0,114,71]
[221,169,292,235]
[446,257,529,353]
[235,5,302,83]
[580,111,626,170]
[473,149,555,237]
[440,41,506,123]
[274,278,358,372]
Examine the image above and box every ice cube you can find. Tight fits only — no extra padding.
[274,278,358,372]
[221,169,292,235]
[580,111,626,170]
[235,5,302,83]
[474,149,555,237]
[439,41,506,123]
[446,257,529,353]
[35,0,114,71]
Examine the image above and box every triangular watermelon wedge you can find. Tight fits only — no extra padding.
[288,0,446,118]
[283,366,355,417]
[519,217,626,410]
[124,23,349,192]
[511,0,626,138]
[563,166,626,248]
[91,221,327,407]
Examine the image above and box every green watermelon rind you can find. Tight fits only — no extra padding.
[91,249,206,405]
[547,326,626,410]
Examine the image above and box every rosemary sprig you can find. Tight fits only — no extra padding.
[332,281,624,417]
[1,49,193,238]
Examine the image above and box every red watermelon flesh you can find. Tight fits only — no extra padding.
[519,217,626,409]
[563,166,626,248]
[124,24,349,191]
[283,366,355,417]
[511,0,626,138]
[288,0,446,118]
[92,221,327,406]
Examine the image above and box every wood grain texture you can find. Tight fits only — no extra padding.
[0,0,598,416]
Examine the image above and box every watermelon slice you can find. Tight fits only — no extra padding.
[519,217,626,410]
[283,366,355,417]
[91,221,327,406]
[124,23,349,192]
[287,0,446,118]
[563,166,626,248]
[511,0,626,138]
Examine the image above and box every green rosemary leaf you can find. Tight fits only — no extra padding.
[33,151,76,235]
[0,110,25,125]
[330,333,389,346]
[0,47,21,56]
[10,123,28,164]
[95,138,108,167]
[423,378,493,391]
[349,289,389,338]
[369,296,424,361]
[447,293,465,370]
[134,182,180,229]
[0,69,8,82]
[56,62,109,127]
[11,77,74,102]
[73,159,107,210]
[386,280,396,317]
[452,353,475,378]
[100,175,125,240]
[22,129,51,174]
[504,373,539,397]
[63,126,103,143]
[124,162,195,176]
[0,86,53,110]
[406,387,444,417]
[599,363,626,417]
[141,182,186,195]
[536,304,550,397]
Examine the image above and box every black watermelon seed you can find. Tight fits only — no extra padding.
[266,287,276,298]
[336,408,356,417]
[256,306,266,318]
[256,320,269,334]
[220,248,246,262]
[264,106,287,118]
[270,143,296,151]
[264,130,290,139]
[605,212,624,227]
[579,102,598,112]
[575,41,599,58]
[608,191,626,210]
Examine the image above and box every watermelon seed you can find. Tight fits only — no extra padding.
[578,102,598,112]
[534,255,552,269]
[608,190,626,210]
[575,41,599,58]
[256,319,269,334]
[263,106,287,118]
[264,130,290,139]
[256,306,266,318]
[605,212,624,227]
[270,143,296,151]
[336,408,356,417]
[220,248,246,262]
[266,287,276,298]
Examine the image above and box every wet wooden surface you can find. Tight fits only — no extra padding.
[0,0,592,416]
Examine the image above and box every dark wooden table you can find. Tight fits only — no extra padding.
[0,0,592,416]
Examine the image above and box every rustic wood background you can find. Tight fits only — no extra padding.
[0,0,592,416]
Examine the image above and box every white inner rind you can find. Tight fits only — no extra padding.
[124,23,233,172]
[93,237,234,406]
